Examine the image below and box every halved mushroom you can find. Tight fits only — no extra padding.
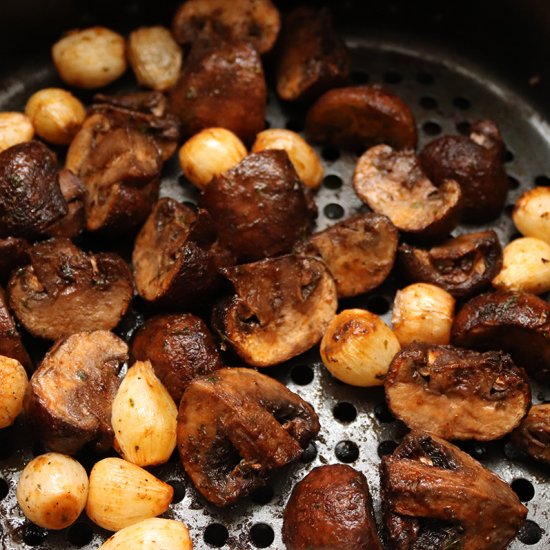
[381,430,527,550]
[295,213,398,298]
[276,7,349,102]
[130,313,224,403]
[202,150,316,262]
[177,367,319,506]
[170,39,266,143]
[24,330,128,454]
[8,238,133,341]
[399,230,503,299]
[283,465,382,550]
[385,343,530,440]
[0,287,31,371]
[0,237,29,284]
[133,198,232,309]
[353,145,462,239]
[452,290,550,384]
[172,0,280,54]
[213,255,337,367]
[511,404,550,465]
[305,86,417,150]
[419,120,508,223]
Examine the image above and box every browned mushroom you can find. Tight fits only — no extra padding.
[305,85,417,150]
[130,313,224,404]
[295,213,398,298]
[353,145,462,239]
[0,237,29,284]
[213,255,337,367]
[132,198,232,309]
[0,287,31,371]
[201,150,316,262]
[385,343,530,440]
[399,230,503,299]
[170,39,266,143]
[381,431,527,550]
[24,330,128,454]
[177,367,319,507]
[452,290,550,384]
[419,120,508,223]
[8,238,133,341]
[172,0,281,54]
[511,404,550,465]
[276,7,349,102]
[283,464,382,550]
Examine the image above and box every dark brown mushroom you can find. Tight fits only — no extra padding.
[276,6,349,102]
[170,39,266,143]
[201,150,316,262]
[353,145,462,239]
[419,120,508,223]
[295,213,398,298]
[130,313,224,404]
[172,0,281,55]
[385,343,530,440]
[399,230,503,299]
[213,255,337,367]
[305,85,417,150]
[0,287,31,371]
[452,290,550,384]
[283,464,382,550]
[381,430,527,550]
[511,404,550,465]
[8,238,133,341]
[24,330,128,454]
[0,237,29,284]
[177,367,319,507]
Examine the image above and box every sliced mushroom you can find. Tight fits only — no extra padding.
[0,237,29,284]
[419,120,508,223]
[170,39,266,143]
[24,330,128,454]
[511,404,550,465]
[283,464,382,550]
[177,367,319,506]
[295,213,398,298]
[399,230,503,299]
[452,290,550,384]
[381,430,527,550]
[133,198,232,309]
[385,343,530,440]
[353,145,462,239]
[8,238,133,340]
[131,313,224,404]
[305,86,417,150]
[276,7,349,102]
[213,255,337,367]
[0,287,31,371]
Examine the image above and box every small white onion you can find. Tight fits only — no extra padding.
[513,186,550,244]
[0,112,34,153]
[0,355,28,428]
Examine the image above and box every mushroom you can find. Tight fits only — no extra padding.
[130,313,224,404]
[295,213,398,298]
[399,230,503,299]
[132,198,233,309]
[8,238,133,341]
[276,6,349,102]
[381,430,527,550]
[24,330,128,454]
[213,255,337,367]
[419,120,508,223]
[305,85,417,150]
[353,145,462,239]
[0,287,31,371]
[202,150,316,262]
[177,367,319,507]
[385,343,530,440]
[511,404,550,465]
[170,39,266,144]
[452,290,550,384]
[282,464,382,550]
[0,236,29,284]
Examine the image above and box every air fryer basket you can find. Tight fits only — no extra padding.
[0,2,549,549]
